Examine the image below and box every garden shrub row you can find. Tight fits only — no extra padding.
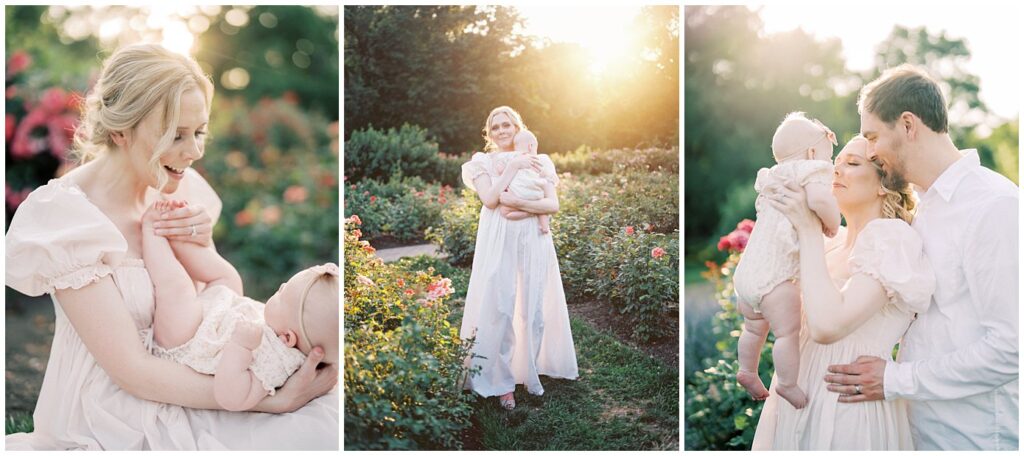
[343,175,455,243]
[344,124,463,187]
[549,146,679,176]
[343,216,476,450]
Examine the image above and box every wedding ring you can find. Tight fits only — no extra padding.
[855,384,862,395]
[190,224,197,237]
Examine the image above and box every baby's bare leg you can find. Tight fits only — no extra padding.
[499,205,531,221]
[142,200,203,349]
[760,281,808,409]
[538,214,550,233]
[737,300,770,400]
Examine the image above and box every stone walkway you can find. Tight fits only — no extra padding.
[374,243,444,262]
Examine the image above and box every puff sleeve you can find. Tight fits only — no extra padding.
[5,180,128,296]
[538,154,559,187]
[848,219,935,314]
[461,152,491,191]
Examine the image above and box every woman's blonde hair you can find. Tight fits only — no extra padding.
[481,105,526,152]
[870,153,917,224]
[73,44,214,190]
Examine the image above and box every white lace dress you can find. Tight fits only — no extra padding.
[459,152,578,397]
[733,160,833,311]
[752,219,936,450]
[146,285,305,395]
[4,177,338,450]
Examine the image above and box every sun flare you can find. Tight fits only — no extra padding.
[516,6,641,77]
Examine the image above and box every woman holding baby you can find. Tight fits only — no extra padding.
[460,106,579,410]
[4,44,337,450]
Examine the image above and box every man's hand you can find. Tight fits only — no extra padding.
[825,355,886,403]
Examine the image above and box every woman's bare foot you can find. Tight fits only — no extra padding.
[775,382,808,409]
[737,370,769,401]
[499,391,515,410]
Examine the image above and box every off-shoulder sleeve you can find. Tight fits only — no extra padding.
[461,152,491,191]
[5,180,127,296]
[848,219,935,314]
[538,154,559,187]
[797,160,834,187]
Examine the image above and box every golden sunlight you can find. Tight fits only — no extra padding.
[516,6,640,77]
[160,20,195,55]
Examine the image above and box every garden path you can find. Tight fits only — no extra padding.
[375,243,444,263]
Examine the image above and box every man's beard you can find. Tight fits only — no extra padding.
[881,139,910,191]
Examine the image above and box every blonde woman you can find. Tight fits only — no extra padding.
[460,106,579,410]
[750,137,934,450]
[4,44,337,450]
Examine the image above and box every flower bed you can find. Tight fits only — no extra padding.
[343,215,476,450]
[343,175,455,244]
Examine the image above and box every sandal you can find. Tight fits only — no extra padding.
[499,392,515,410]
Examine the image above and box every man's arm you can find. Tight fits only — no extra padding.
[883,197,1018,401]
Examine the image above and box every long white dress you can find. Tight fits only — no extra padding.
[4,177,338,450]
[752,219,936,450]
[459,152,579,397]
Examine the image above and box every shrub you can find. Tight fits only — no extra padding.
[344,175,455,243]
[345,124,459,186]
[425,187,481,267]
[549,146,679,176]
[343,216,477,450]
[684,221,773,450]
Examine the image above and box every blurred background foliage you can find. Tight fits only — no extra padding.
[684,5,1019,266]
[344,5,678,155]
[6,5,339,301]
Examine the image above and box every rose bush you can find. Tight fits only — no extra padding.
[344,175,455,243]
[344,216,477,450]
[685,220,773,450]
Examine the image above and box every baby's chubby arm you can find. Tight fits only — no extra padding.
[214,320,270,411]
[804,182,840,238]
[165,203,243,295]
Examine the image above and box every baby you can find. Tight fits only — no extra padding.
[141,200,339,411]
[494,129,552,234]
[731,112,840,409]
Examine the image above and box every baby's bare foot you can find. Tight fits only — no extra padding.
[775,383,808,409]
[737,370,770,401]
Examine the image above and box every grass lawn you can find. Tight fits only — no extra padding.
[6,412,32,435]
[467,317,679,450]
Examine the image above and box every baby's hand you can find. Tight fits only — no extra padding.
[823,224,837,238]
[144,200,189,225]
[231,320,264,351]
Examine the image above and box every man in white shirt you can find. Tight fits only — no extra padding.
[824,64,1019,450]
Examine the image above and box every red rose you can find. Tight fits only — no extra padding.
[369,195,377,204]
[7,51,31,76]
[404,289,415,296]
[396,278,405,287]
[625,226,635,235]
[717,235,731,251]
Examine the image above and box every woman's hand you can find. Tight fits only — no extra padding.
[258,347,337,413]
[152,203,214,246]
[766,179,820,235]
[498,191,523,208]
[508,153,542,173]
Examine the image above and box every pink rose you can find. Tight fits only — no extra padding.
[7,51,31,76]
[651,247,666,259]
[625,226,635,235]
[404,289,415,296]
[736,219,755,234]
[349,215,362,225]
[283,185,308,203]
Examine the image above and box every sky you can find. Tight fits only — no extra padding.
[757,3,1021,123]
[514,5,644,75]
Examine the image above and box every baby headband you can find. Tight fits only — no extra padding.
[297,262,340,353]
[774,118,838,162]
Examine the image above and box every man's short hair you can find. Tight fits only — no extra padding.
[857,64,948,133]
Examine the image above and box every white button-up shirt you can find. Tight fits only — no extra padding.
[883,150,1019,450]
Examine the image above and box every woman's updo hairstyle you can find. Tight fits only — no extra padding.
[481,105,526,152]
[73,44,214,189]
